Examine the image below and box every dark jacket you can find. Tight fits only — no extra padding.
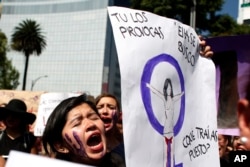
[0,130,36,156]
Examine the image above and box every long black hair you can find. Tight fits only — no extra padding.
[42,94,99,158]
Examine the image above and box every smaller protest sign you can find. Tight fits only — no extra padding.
[34,92,80,136]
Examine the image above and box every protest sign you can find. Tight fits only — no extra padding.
[34,92,80,136]
[0,90,45,132]
[108,6,219,167]
[0,90,44,113]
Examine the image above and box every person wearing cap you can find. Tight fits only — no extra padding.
[0,99,38,160]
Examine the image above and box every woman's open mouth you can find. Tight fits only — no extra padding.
[87,133,103,152]
[101,117,112,128]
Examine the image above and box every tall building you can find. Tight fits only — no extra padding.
[0,0,129,100]
[238,0,250,24]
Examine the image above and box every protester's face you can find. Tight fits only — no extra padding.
[233,136,247,151]
[96,97,119,132]
[4,114,21,128]
[61,103,106,161]
[218,134,228,158]
[237,99,250,150]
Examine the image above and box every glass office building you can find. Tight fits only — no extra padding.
[0,0,128,99]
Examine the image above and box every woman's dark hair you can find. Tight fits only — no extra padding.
[42,93,99,157]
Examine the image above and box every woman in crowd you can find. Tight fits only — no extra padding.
[42,94,125,167]
[218,134,231,166]
[95,93,124,159]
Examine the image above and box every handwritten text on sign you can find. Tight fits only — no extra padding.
[110,11,200,67]
[183,126,218,161]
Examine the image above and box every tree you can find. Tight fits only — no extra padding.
[231,24,250,35]
[209,14,238,36]
[0,31,20,89]
[130,0,250,36]
[209,14,250,36]
[11,19,46,90]
[131,0,225,34]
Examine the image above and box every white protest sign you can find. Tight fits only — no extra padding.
[34,92,80,136]
[108,7,219,167]
[6,151,95,167]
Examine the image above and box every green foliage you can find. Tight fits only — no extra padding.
[232,24,250,35]
[209,14,238,36]
[209,14,250,36]
[131,0,224,32]
[11,19,46,90]
[11,19,46,57]
[131,0,193,22]
[130,0,250,36]
[0,31,20,89]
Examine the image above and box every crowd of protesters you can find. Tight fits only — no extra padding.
[0,37,249,167]
[0,93,126,167]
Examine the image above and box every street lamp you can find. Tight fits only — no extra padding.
[31,75,48,91]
